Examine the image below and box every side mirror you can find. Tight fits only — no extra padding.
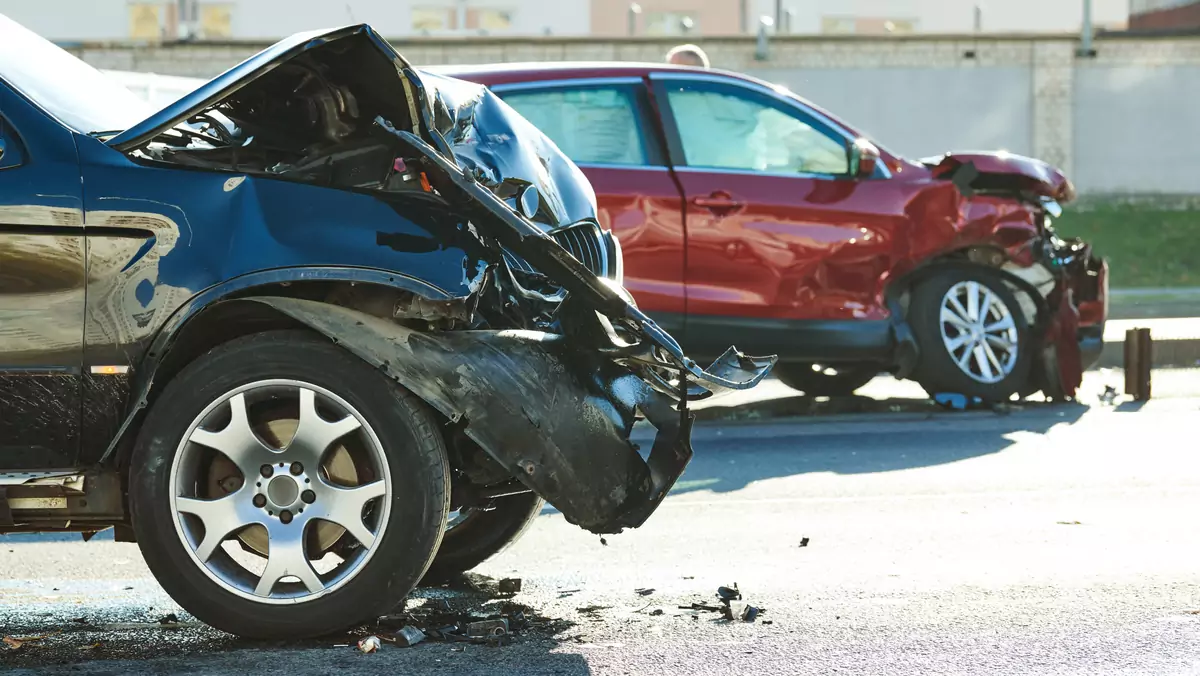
[849,138,880,179]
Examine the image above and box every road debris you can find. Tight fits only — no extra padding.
[3,632,59,652]
[1099,385,1118,406]
[681,584,764,623]
[1057,520,1082,525]
[635,588,655,596]
[600,537,608,546]
[717,584,742,601]
[650,609,664,616]
[357,635,382,653]
[465,619,509,638]
[391,626,425,648]
[498,578,522,594]
[799,537,810,547]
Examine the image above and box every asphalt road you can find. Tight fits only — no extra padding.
[2,374,1200,674]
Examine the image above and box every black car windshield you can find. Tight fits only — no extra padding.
[0,14,153,134]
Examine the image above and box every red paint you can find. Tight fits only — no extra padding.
[452,63,1105,352]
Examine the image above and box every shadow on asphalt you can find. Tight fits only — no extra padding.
[0,573,590,673]
[652,396,1094,497]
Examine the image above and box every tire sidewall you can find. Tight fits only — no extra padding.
[908,267,1033,401]
[129,331,449,639]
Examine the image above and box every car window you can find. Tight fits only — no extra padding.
[664,83,850,176]
[499,85,651,167]
[0,114,26,170]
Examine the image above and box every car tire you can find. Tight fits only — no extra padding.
[774,363,878,396]
[423,492,544,582]
[129,330,450,639]
[907,267,1032,401]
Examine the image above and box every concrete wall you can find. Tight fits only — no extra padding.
[68,33,1200,196]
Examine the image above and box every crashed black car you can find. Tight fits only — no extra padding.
[0,17,773,638]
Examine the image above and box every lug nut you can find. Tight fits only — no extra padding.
[279,510,293,524]
[253,494,267,508]
[259,464,273,478]
[301,489,316,504]
[290,462,303,475]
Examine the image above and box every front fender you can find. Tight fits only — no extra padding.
[249,296,694,534]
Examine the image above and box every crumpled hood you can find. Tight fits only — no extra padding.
[924,151,1076,203]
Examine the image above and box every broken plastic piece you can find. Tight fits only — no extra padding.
[393,626,425,648]
[357,635,382,653]
[799,537,810,547]
[650,609,664,616]
[465,619,508,638]
[498,578,522,594]
[717,584,742,601]
[635,588,655,596]
[934,392,983,410]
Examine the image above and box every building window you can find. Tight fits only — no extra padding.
[198,3,233,39]
[129,3,163,41]
[467,8,513,32]
[645,11,699,36]
[412,7,456,33]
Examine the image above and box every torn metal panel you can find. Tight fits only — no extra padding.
[250,296,706,533]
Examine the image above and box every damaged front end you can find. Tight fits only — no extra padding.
[925,152,1108,399]
[107,25,774,534]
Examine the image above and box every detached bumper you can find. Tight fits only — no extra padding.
[250,297,772,534]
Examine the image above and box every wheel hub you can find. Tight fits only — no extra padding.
[266,474,300,509]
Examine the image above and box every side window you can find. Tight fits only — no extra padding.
[0,114,26,170]
[500,85,653,167]
[664,82,849,176]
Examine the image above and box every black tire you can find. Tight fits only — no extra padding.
[907,267,1032,401]
[774,363,878,396]
[423,492,544,582]
[129,330,450,639]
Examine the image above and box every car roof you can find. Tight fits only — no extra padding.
[422,61,755,87]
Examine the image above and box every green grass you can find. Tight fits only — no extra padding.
[1055,204,1200,288]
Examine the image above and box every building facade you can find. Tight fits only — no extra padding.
[0,0,1129,41]
[1129,0,1200,30]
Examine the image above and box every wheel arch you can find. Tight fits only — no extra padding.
[100,266,466,472]
[884,250,1051,379]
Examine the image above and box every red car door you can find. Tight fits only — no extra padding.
[493,78,687,335]
[650,73,906,359]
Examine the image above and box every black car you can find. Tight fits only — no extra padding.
[0,17,772,638]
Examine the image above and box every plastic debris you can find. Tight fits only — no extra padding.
[393,626,426,648]
[717,584,742,601]
[934,392,983,410]
[357,635,382,653]
[799,537,810,547]
[635,588,655,596]
[1099,385,1118,406]
[649,609,664,616]
[465,618,509,638]
[498,578,522,594]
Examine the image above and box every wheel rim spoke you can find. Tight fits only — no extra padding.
[256,525,323,597]
[946,295,971,325]
[176,495,252,563]
[965,282,981,322]
[188,393,270,474]
[941,281,1020,384]
[982,341,1005,375]
[985,315,1016,334]
[945,333,971,353]
[289,388,362,465]
[941,307,972,331]
[315,479,387,548]
[972,343,994,380]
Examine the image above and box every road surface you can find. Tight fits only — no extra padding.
[2,374,1199,674]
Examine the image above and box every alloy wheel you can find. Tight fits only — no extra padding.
[938,280,1020,384]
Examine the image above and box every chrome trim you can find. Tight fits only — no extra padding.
[577,163,670,172]
[503,221,612,279]
[672,165,848,182]
[488,77,644,94]
[649,71,894,180]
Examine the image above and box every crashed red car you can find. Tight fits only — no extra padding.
[443,63,1108,401]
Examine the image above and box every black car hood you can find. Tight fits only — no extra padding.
[106,23,595,229]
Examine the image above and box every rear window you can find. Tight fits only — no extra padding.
[500,86,651,167]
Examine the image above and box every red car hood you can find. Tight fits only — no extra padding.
[925,151,1076,203]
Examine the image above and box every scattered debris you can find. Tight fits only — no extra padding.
[1057,520,1082,525]
[157,613,180,625]
[717,584,742,601]
[1099,385,1118,406]
[763,620,774,625]
[71,617,87,624]
[2,637,23,652]
[600,537,608,546]
[650,609,664,616]
[576,605,610,615]
[799,537,810,547]
[635,588,655,596]
[2,632,58,652]
[498,578,522,594]
[465,619,509,638]
[934,392,983,411]
[357,635,382,653]
[392,626,426,648]
[682,576,694,580]
[428,599,452,613]
[78,643,102,651]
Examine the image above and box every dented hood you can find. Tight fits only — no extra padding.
[925,151,1076,203]
[105,23,595,228]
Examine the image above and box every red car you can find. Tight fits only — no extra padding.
[438,63,1108,402]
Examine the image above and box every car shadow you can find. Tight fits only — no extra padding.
[539,395,1089,515]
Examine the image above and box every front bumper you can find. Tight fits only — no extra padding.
[251,297,773,534]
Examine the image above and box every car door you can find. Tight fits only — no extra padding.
[0,82,86,468]
[651,73,904,360]
[492,78,688,335]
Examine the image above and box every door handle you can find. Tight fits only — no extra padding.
[692,192,743,210]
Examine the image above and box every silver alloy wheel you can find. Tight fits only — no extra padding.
[168,379,392,604]
[938,281,1020,384]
